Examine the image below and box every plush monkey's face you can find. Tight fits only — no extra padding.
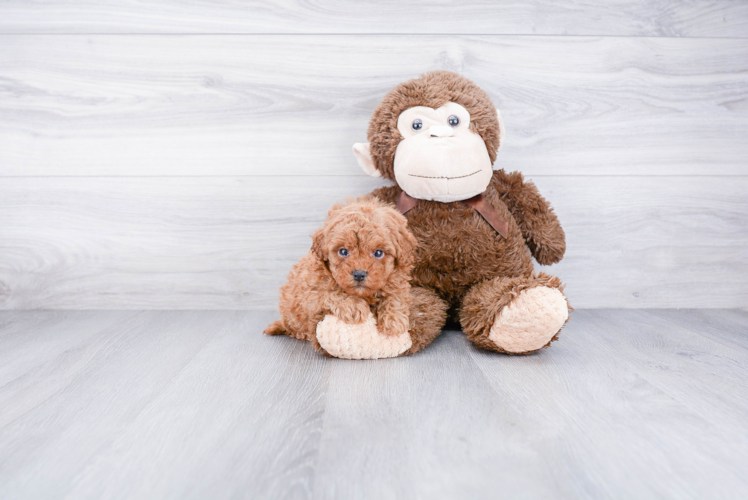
[392,102,493,202]
[353,71,503,204]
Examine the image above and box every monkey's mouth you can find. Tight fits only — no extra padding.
[408,170,481,180]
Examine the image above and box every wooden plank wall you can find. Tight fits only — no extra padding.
[1,2,747,309]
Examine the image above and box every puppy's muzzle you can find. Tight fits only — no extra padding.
[352,270,367,283]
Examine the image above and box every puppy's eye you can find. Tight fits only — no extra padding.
[373,249,384,259]
[412,119,423,131]
[448,115,460,127]
[338,248,349,257]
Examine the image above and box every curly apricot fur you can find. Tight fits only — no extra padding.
[264,197,417,343]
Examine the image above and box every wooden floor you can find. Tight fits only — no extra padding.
[0,310,746,499]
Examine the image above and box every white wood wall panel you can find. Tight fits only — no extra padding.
[1,1,747,37]
[2,3,746,310]
[1,36,746,178]
[1,176,745,310]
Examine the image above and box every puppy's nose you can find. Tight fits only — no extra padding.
[352,270,367,282]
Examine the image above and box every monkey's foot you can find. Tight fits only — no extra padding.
[488,286,568,354]
[315,314,412,360]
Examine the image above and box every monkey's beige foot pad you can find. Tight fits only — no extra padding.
[316,314,412,360]
[489,286,568,354]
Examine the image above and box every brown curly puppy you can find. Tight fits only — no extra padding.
[264,197,418,347]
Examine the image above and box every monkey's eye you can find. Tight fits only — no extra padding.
[373,249,384,259]
[338,248,349,257]
[448,115,460,127]
[412,119,423,131]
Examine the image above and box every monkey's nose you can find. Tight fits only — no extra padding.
[429,125,454,138]
[352,270,367,282]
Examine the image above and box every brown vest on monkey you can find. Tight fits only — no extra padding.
[315,71,570,359]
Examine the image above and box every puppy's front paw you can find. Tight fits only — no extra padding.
[316,314,412,360]
[377,311,410,337]
[331,299,370,325]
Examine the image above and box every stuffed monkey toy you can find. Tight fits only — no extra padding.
[314,71,570,359]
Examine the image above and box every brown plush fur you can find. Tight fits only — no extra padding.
[264,197,418,345]
[366,71,569,353]
[368,70,502,181]
[459,273,572,354]
[399,287,449,356]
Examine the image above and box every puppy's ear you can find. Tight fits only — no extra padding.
[311,227,328,261]
[384,209,418,268]
[312,201,347,261]
[394,225,418,269]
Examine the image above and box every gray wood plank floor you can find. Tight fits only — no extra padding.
[1,310,746,499]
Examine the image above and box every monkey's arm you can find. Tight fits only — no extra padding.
[492,170,566,265]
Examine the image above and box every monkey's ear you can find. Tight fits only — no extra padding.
[353,143,382,177]
[496,108,506,152]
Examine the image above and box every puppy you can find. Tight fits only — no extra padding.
[264,197,417,347]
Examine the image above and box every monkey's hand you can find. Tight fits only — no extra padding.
[527,227,566,266]
[492,170,566,265]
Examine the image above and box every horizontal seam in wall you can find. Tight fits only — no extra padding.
[0,174,746,179]
[0,33,746,40]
